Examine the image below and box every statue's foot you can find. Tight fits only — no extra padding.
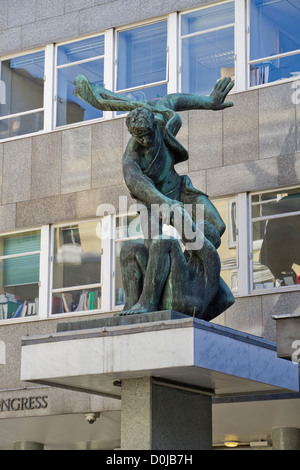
[120,302,156,316]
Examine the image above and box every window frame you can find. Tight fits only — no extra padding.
[53,32,108,130]
[0,226,44,322]
[246,0,300,90]
[178,0,245,94]
[249,185,300,294]
[211,195,239,295]
[49,216,113,318]
[114,17,170,106]
[0,45,51,142]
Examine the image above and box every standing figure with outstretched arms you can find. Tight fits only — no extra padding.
[73,75,235,320]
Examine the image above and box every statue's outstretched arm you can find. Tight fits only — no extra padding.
[73,74,138,112]
[160,77,234,112]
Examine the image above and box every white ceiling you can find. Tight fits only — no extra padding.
[1,396,300,450]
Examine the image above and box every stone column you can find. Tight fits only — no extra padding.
[121,377,212,450]
[13,441,44,450]
[272,427,300,450]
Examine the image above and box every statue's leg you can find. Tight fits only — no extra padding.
[138,203,162,249]
[120,242,148,311]
[201,277,235,321]
[123,237,191,315]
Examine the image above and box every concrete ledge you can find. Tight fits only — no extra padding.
[273,313,300,361]
[56,310,189,332]
[21,312,299,399]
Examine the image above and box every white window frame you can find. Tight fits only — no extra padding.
[114,17,170,104]
[49,216,113,318]
[4,1,300,142]
[0,46,51,143]
[249,185,300,295]
[246,0,300,90]
[53,32,109,130]
[0,226,44,322]
[178,0,245,94]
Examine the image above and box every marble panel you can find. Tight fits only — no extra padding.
[188,109,222,171]
[16,194,76,228]
[21,12,80,50]
[223,90,259,165]
[207,157,278,197]
[278,152,300,187]
[7,0,36,28]
[259,83,296,159]
[61,126,91,194]
[31,132,61,199]
[0,204,16,233]
[2,138,31,204]
[91,120,124,189]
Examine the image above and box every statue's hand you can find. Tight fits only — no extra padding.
[209,77,234,110]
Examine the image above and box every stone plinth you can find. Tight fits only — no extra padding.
[21,312,299,398]
[273,313,300,361]
[20,311,300,450]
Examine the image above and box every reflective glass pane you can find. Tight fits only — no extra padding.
[250,53,300,86]
[52,287,102,314]
[56,59,103,126]
[251,188,300,218]
[117,21,167,90]
[252,217,300,289]
[221,269,238,294]
[250,0,300,61]
[57,35,104,66]
[0,111,43,140]
[53,222,102,290]
[116,83,168,115]
[117,83,167,104]
[116,214,143,239]
[181,2,235,36]
[0,51,44,117]
[182,27,235,95]
[213,198,237,266]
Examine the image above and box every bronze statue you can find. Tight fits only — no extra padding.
[73,75,235,320]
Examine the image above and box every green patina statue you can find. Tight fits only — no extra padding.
[73,75,235,320]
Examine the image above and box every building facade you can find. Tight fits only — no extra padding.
[0,0,300,449]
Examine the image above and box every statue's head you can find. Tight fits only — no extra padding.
[126,107,156,147]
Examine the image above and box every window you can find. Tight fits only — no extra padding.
[0,230,41,320]
[116,21,168,102]
[249,0,300,86]
[180,2,235,95]
[213,197,238,294]
[56,35,105,127]
[0,50,45,140]
[251,187,300,291]
[51,221,102,314]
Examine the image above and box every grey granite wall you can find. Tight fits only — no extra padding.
[0,82,299,233]
[0,0,218,56]
[1,0,300,342]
